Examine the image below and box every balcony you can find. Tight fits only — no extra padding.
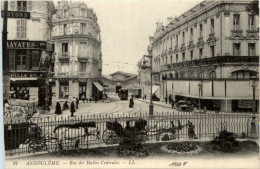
[55,72,68,78]
[58,52,69,62]
[170,56,259,68]
[54,72,92,78]
[174,45,178,53]
[179,43,186,52]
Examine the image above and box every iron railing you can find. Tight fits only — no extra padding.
[4,111,257,156]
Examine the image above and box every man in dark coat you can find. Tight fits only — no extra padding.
[70,101,76,117]
[76,97,79,109]
[129,95,134,108]
[165,96,167,104]
[55,102,62,115]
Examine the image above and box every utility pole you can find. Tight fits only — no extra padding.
[2,0,9,101]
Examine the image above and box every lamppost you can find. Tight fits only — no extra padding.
[198,82,202,113]
[141,46,153,116]
[250,76,257,135]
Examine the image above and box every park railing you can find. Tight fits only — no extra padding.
[4,111,258,156]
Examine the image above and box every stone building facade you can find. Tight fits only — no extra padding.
[148,0,259,112]
[52,2,102,102]
[1,1,55,106]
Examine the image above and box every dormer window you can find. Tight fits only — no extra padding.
[81,9,86,17]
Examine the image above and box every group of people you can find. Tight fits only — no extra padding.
[55,97,80,117]
[165,95,175,109]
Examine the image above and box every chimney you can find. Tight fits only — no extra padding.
[167,17,173,24]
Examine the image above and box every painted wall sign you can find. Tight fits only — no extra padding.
[7,40,47,49]
[1,10,31,19]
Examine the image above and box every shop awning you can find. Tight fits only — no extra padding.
[10,77,38,81]
[152,85,160,94]
[93,82,104,91]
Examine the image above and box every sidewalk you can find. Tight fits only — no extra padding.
[137,99,173,109]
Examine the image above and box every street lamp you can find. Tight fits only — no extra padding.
[141,46,153,116]
[250,76,257,135]
[198,82,202,113]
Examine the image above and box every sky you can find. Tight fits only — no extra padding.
[72,0,203,75]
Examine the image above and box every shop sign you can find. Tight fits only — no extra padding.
[7,40,47,49]
[10,72,46,78]
[238,100,253,108]
[1,11,30,19]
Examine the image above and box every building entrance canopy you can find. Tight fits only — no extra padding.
[93,82,104,91]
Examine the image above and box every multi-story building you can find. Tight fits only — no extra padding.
[2,1,55,106]
[52,2,102,102]
[148,0,259,112]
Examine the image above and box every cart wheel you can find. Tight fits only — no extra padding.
[102,129,118,145]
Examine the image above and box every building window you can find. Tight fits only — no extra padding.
[16,50,26,70]
[182,52,185,62]
[209,71,216,78]
[16,19,27,38]
[165,57,167,64]
[199,24,203,37]
[31,50,41,69]
[62,43,68,56]
[190,51,193,60]
[170,55,172,64]
[63,24,67,35]
[79,62,86,72]
[233,43,241,56]
[60,84,69,98]
[210,19,214,33]
[170,37,173,47]
[199,48,203,59]
[182,32,185,44]
[233,14,240,30]
[176,54,178,63]
[17,1,27,11]
[176,35,178,45]
[198,72,203,78]
[210,46,215,57]
[80,23,86,34]
[248,43,256,56]
[248,15,255,30]
[79,42,87,57]
[64,9,68,18]
[190,28,193,40]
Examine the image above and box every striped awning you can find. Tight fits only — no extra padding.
[10,77,38,81]
[93,82,104,91]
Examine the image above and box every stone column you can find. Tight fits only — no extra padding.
[86,79,93,99]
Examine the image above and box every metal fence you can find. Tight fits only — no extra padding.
[4,111,258,156]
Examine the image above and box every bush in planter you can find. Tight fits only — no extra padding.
[211,129,239,153]
[117,137,149,157]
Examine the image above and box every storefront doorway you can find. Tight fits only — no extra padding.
[79,83,86,100]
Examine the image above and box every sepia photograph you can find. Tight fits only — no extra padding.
[1,0,259,168]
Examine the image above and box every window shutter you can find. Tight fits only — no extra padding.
[27,1,32,11]
[16,20,21,38]
[10,1,16,11]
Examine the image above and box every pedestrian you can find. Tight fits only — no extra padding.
[63,101,69,110]
[165,96,167,104]
[76,97,79,109]
[95,95,98,103]
[169,95,172,105]
[70,101,76,117]
[129,95,134,108]
[144,95,146,100]
[171,99,175,109]
[105,94,108,100]
[55,102,62,115]
[204,106,207,114]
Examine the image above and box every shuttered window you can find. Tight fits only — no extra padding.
[10,1,16,10]
[16,19,26,38]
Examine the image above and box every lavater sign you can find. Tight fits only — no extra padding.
[1,10,31,19]
[7,40,47,49]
